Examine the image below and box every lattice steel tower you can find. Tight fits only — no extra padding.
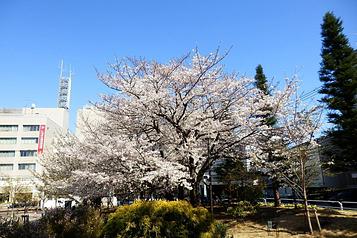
[57,60,72,109]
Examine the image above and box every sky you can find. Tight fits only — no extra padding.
[0,1,356,131]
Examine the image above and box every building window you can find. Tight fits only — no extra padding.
[21,137,38,144]
[18,163,36,171]
[0,164,13,171]
[0,138,17,144]
[0,125,18,132]
[0,151,15,157]
[20,150,37,157]
[23,125,40,132]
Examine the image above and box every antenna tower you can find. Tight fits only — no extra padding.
[57,60,72,109]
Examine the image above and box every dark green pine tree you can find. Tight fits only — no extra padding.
[255,64,276,126]
[254,65,281,206]
[319,12,357,171]
[255,64,269,94]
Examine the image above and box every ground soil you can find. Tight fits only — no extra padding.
[214,206,357,238]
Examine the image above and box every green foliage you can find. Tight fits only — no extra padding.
[14,193,32,203]
[215,159,264,203]
[254,64,277,126]
[257,202,317,209]
[319,12,357,171]
[281,203,317,209]
[102,200,226,238]
[237,184,264,202]
[227,201,256,219]
[1,201,227,238]
[42,206,104,238]
[256,201,275,207]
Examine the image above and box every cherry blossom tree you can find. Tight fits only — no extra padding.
[251,87,323,234]
[279,103,322,235]
[41,50,298,204]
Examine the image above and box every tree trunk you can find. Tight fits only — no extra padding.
[178,185,184,200]
[272,180,281,207]
[188,157,200,206]
[302,184,313,234]
[189,182,199,206]
[209,167,213,216]
[301,155,313,234]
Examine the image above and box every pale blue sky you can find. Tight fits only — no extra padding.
[1,1,356,130]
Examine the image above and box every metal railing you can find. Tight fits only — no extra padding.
[262,198,357,211]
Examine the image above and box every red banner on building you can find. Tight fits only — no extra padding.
[37,124,46,155]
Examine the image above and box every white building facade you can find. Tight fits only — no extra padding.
[0,107,68,203]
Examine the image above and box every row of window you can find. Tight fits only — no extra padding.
[0,163,36,171]
[0,137,38,144]
[0,125,40,132]
[0,150,38,157]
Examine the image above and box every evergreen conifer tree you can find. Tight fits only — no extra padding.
[319,12,357,171]
[255,65,277,126]
[254,65,281,207]
[255,64,269,94]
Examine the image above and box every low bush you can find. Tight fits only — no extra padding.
[200,222,228,238]
[280,203,318,209]
[227,201,256,219]
[256,201,318,209]
[42,206,104,238]
[1,201,227,238]
[102,200,226,238]
[0,206,104,238]
[0,217,47,238]
[256,201,275,207]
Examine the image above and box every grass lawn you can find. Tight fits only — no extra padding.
[215,206,357,237]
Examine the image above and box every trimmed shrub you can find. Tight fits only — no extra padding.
[102,200,226,238]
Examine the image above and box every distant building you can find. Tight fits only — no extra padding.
[311,137,357,189]
[0,107,69,203]
[75,106,104,139]
[264,138,357,199]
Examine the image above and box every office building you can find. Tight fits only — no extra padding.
[0,107,69,202]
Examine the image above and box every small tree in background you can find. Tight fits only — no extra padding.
[252,88,323,234]
[215,158,264,204]
[319,12,357,171]
[281,104,322,235]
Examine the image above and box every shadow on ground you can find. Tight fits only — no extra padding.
[213,206,357,237]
